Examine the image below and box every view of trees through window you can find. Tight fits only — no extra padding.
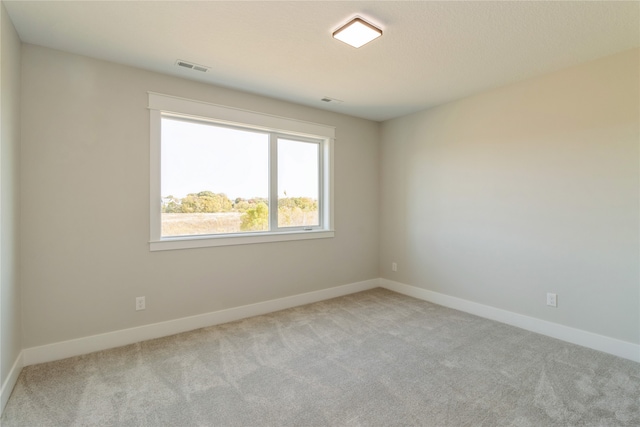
[161,117,319,237]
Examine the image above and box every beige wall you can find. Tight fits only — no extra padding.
[380,48,639,344]
[1,1,22,386]
[20,44,380,348]
[13,38,640,352]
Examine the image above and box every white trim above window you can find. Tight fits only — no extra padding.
[148,92,335,251]
[148,92,335,139]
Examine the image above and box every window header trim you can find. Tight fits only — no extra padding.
[148,92,335,140]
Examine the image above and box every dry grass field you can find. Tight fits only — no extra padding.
[162,211,319,237]
[162,213,243,236]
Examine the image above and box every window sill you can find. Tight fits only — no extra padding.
[149,229,335,251]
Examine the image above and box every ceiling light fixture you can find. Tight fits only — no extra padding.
[333,17,382,48]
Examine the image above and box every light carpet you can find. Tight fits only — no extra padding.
[2,288,639,426]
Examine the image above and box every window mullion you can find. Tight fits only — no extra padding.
[268,134,279,231]
[317,141,323,229]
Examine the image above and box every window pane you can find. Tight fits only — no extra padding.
[277,138,319,228]
[161,117,269,236]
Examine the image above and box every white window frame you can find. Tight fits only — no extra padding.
[148,92,335,251]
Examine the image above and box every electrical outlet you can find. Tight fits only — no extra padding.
[392,262,398,272]
[136,296,146,311]
[546,293,557,307]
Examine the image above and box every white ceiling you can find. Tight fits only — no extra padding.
[5,0,639,122]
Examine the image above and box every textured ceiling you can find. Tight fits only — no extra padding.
[5,1,639,121]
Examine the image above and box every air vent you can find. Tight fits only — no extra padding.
[321,97,343,104]
[177,61,193,69]
[175,60,209,73]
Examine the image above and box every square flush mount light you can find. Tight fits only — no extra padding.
[333,17,382,48]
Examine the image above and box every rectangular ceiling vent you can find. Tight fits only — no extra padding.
[176,60,209,73]
[321,97,343,104]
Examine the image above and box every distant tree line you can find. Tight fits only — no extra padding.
[162,191,264,214]
[162,191,317,231]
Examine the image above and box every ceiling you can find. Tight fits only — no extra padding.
[4,1,639,122]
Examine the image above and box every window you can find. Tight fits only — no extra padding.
[149,93,334,251]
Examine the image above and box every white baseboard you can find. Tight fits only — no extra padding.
[380,278,640,363]
[23,279,379,366]
[20,277,639,370]
[1,351,23,415]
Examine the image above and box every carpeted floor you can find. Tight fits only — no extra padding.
[2,288,639,426]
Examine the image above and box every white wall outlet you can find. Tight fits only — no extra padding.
[546,293,557,307]
[136,296,146,311]
[392,262,398,272]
